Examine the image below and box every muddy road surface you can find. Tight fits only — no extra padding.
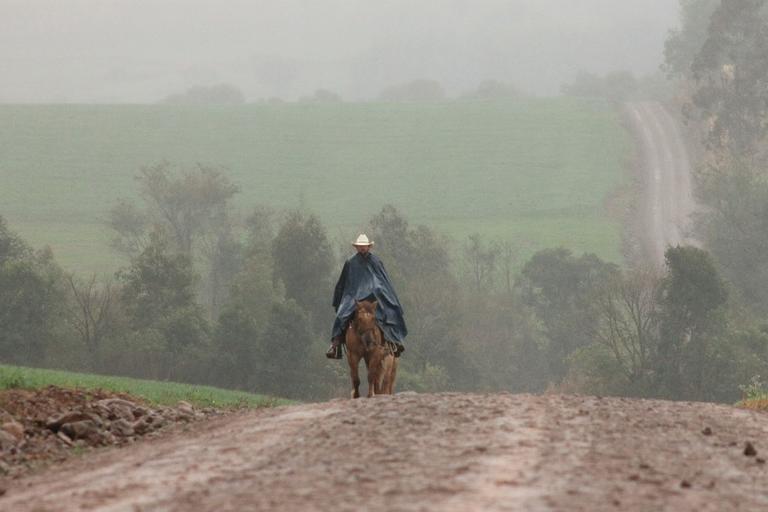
[625,101,697,266]
[3,392,768,511]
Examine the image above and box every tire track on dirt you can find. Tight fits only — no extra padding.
[1,393,555,511]
[3,393,768,511]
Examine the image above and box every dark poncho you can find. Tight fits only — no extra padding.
[331,252,407,343]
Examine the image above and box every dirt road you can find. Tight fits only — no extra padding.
[625,101,697,266]
[3,392,768,511]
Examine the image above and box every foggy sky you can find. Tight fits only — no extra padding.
[0,0,680,103]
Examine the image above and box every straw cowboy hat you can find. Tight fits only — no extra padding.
[352,233,374,246]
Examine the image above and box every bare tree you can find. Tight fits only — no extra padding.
[496,240,519,296]
[137,162,239,256]
[463,233,499,292]
[593,268,661,385]
[108,162,242,316]
[66,274,119,369]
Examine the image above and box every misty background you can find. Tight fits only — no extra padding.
[1,0,678,103]
[7,0,766,407]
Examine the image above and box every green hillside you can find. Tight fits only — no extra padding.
[0,364,290,408]
[0,98,631,273]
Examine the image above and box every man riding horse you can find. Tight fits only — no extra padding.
[326,234,407,359]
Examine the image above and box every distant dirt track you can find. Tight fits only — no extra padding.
[625,101,697,266]
[3,392,768,511]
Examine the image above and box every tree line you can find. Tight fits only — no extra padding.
[657,0,768,397]
[2,160,767,402]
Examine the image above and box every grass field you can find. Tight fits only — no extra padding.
[0,364,291,408]
[0,97,631,274]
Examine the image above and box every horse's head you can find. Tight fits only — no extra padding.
[354,300,379,347]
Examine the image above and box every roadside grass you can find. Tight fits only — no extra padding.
[736,376,768,411]
[0,97,631,274]
[0,364,292,409]
[738,396,768,411]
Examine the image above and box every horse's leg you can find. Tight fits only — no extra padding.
[346,328,361,399]
[361,352,372,398]
[348,356,361,399]
[367,365,377,398]
[371,331,387,396]
[348,355,361,399]
[373,363,383,396]
[367,348,386,398]
[375,348,390,395]
[387,356,398,394]
[374,365,384,396]
[380,354,393,395]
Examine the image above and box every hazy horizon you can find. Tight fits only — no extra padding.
[1,0,680,103]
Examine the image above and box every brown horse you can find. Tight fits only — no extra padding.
[345,300,398,398]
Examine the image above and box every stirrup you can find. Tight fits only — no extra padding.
[326,342,343,360]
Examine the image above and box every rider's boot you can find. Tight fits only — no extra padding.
[325,336,343,359]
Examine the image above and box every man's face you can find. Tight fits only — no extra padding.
[355,245,370,255]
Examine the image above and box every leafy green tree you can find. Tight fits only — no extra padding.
[205,226,244,318]
[517,248,619,381]
[107,199,149,256]
[140,163,238,256]
[660,246,727,340]
[255,299,316,399]
[244,206,275,252]
[369,205,465,389]
[559,251,766,402]
[0,260,58,364]
[368,205,412,284]
[271,210,334,331]
[119,231,198,326]
[108,163,241,316]
[663,0,721,78]
[657,246,728,400]
[694,158,768,313]
[0,217,31,263]
[457,291,549,393]
[118,230,209,379]
[213,236,278,390]
[689,0,768,156]
[682,1,768,316]
[214,305,261,390]
[731,327,768,399]
[565,344,634,397]
[0,218,65,365]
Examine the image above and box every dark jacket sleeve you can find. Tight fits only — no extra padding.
[332,260,349,311]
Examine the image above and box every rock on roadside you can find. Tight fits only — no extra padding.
[0,386,221,479]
